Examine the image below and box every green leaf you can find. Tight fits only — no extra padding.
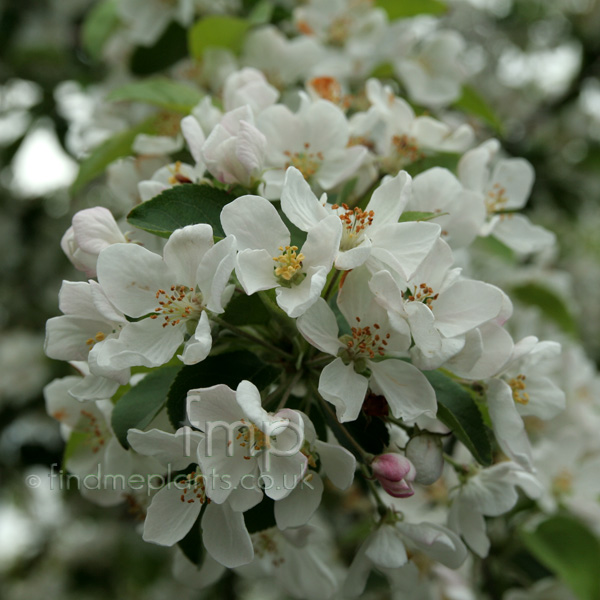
[111,365,180,448]
[248,0,274,25]
[71,117,156,194]
[188,16,250,60]
[405,152,459,177]
[222,293,271,327]
[244,497,276,533]
[370,62,395,79]
[106,79,202,113]
[63,431,89,464]
[375,0,447,19]
[81,0,119,60]
[130,23,189,76]
[127,184,235,239]
[167,351,280,428]
[453,85,504,133]
[424,370,492,466]
[473,235,515,263]
[521,515,600,600]
[399,211,439,222]
[512,282,578,336]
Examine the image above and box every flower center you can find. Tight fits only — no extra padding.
[85,331,106,349]
[284,144,323,180]
[273,245,305,285]
[508,374,529,405]
[552,468,573,496]
[344,317,390,360]
[237,419,271,460]
[178,469,209,504]
[167,161,193,185]
[254,531,285,567]
[485,183,509,215]
[150,285,204,328]
[332,203,374,251]
[309,76,346,107]
[328,16,351,45]
[402,283,439,308]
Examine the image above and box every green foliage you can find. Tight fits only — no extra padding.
[63,431,89,464]
[167,351,280,428]
[244,497,276,533]
[375,0,447,19]
[222,293,271,326]
[71,117,157,193]
[188,16,251,60]
[399,211,440,222]
[130,23,189,75]
[111,366,181,448]
[512,282,578,336]
[248,0,274,25]
[454,85,504,133]
[424,370,493,466]
[106,79,202,113]
[127,184,235,239]
[521,515,600,600]
[82,0,120,60]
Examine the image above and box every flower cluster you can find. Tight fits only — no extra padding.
[42,0,600,598]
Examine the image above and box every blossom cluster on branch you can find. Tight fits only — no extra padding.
[42,1,600,598]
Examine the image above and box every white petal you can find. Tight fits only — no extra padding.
[179,311,212,365]
[281,166,329,231]
[448,497,490,557]
[274,472,324,529]
[335,241,372,271]
[491,214,555,254]
[365,524,407,569]
[163,224,214,285]
[367,171,412,233]
[369,359,437,421]
[297,298,343,356]
[196,235,236,313]
[314,440,356,490]
[318,358,369,423]
[201,501,254,568]
[186,384,243,429]
[72,207,126,254]
[275,265,327,318]
[235,248,277,294]
[236,120,267,173]
[300,215,342,271]
[181,115,205,165]
[127,428,201,470]
[488,158,534,210]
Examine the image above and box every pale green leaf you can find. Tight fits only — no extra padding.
[188,16,250,60]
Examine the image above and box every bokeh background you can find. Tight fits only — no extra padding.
[1,0,599,597]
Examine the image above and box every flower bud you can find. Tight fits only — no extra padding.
[371,453,416,498]
[405,433,444,485]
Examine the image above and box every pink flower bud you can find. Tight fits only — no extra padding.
[371,453,416,498]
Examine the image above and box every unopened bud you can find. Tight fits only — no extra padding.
[371,453,415,498]
[405,433,444,485]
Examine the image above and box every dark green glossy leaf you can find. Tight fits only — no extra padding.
[424,370,492,466]
[521,515,600,600]
[111,365,180,448]
[127,184,235,238]
[222,293,271,327]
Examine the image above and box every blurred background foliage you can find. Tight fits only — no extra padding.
[0,0,599,598]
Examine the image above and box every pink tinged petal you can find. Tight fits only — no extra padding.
[98,318,184,369]
[366,170,412,233]
[127,427,202,470]
[372,453,413,481]
[369,359,437,421]
[143,483,202,546]
[335,241,373,271]
[449,498,490,557]
[365,525,408,570]
[180,115,205,165]
[275,265,327,318]
[319,358,369,423]
[196,235,236,313]
[487,378,533,471]
[281,166,329,232]
[316,146,369,190]
[179,311,212,365]
[300,214,342,271]
[221,194,289,255]
[201,501,254,568]
[488,158,534,209]
[235,249,277,294]
[396,521,467,569]
[434,280,504,338]
[296,298,343,356]
[45,316,115,361]
[274,472,324,529]
[236,120,266,173]
[163,224,214,285]
[97,243,173,317]
[491,214,555,254]
[314,440,356,490]
[72,207,126,254]
[369,221,441,281]
[516,375,565,420]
